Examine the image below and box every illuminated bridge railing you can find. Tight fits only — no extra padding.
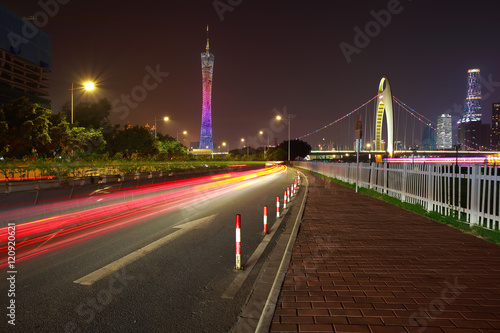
[295,161,500,230]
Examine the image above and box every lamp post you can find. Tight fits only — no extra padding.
[222,142,226,153]
[177,130,187,141]
[241,138,248,156]
[71,81,95,124]
[154,116,169,139]
[259,130,270,158]
[276,115,291,165]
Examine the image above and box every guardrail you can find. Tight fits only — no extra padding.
[295,161,500,230]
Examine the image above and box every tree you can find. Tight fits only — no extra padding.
[47,112,72,156]
[69,127,106,157]
[0,97,52,158]
[277,139,312,160]
[107,125,158,158]
[157,139,187,159]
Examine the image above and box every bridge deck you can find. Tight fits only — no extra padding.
[271,170,500,332]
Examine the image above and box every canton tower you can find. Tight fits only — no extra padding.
[199,25,214,150]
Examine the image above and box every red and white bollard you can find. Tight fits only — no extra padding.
[288,186,292,199]
[276,196,280,218]
[284,190,287,209]
[263,206,268,234]
[235,214,242,270]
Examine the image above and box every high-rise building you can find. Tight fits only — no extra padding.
[492,103,500,150]
[422,123,436,150]
[458,68,482,149]
[436,114,452,149]
[0,5,51,108]
[462,68,482,122]
[199,25,214,151]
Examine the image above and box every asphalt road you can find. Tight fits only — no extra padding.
[1,166,299,332]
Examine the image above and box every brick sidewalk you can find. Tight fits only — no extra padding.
[270,171,500,333]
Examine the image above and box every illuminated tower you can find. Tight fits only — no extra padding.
[199,25,214,151]
[458,69,482,148]
[461,68,482,122]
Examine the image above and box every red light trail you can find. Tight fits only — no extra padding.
[0,166,286,268]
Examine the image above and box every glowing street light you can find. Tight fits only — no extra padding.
[176,130,187,141]
[259,130,270,157]
[276,115,291,165]
[71,81,96,124]
[154,116,169,139]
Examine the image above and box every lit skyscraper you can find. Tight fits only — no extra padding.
[460,68,482,123]
[458,68,482,149]
[492,103,500,150]
[437,114,452,149]
[199,25,214,151]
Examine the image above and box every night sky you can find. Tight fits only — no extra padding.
[4,0,500,150]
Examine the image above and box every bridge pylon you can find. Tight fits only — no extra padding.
[375,77,394,156]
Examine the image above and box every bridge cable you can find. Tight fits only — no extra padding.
[295,95,378,140]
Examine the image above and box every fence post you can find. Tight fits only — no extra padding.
[383,163,388,194]
[401,164,407,202]
[426,164,433,211]
[470,164,479,225]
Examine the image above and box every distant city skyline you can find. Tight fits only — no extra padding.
[2,1,500,149]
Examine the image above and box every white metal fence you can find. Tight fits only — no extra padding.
[295,161,500,230]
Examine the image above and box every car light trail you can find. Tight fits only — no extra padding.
[0,166,286,267]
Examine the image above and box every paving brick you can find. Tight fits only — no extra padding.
[298,323,334,332]
[371,326,411,333]
[297,308,330,316]
[269,323,298,332]
[281,316,314,324]
[333,324,370,332]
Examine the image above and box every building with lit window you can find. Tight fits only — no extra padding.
[436,114,452,149]
[0,4,51,108]
[457,69,483,149]
[492,103,500,150]
[422,123,436,150]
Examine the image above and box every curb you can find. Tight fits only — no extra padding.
[231,170,309,332]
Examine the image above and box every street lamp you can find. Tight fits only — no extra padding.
[241,138,249,156]
[154,116,169,139]
[222,142,226,153]
[177,130,187,141]
[259,130,270,157]
[71,81,95,124]
[276,115,291,165]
